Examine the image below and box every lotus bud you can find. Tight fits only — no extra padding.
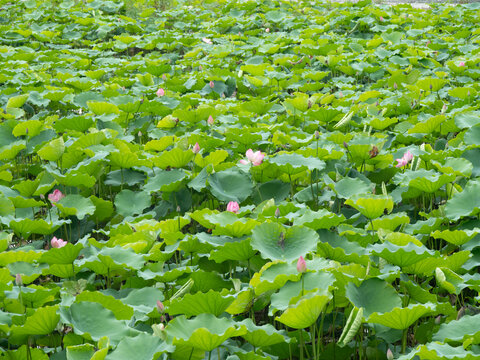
[226,201,240,213]
[435,315,442,324]
[314,130,320,139]
[459,61,465,67]
[199,65,203,71]
[15,274,22,286]
[386,348,394,360]
[275,207,281,218]
[296,256,307,273]
[207,115,214,125]
[343,141,348,149]
[192,142,200,154]
[162,74,167,80]
[430,84,433,91]
[176,205,181,213]
[265,27,270,33]
[156,88,165,97]
[441,104,447,114]
[379,16,384,22]
[25,128,29,135]
[209,80,214,88]
[138,131,142,137]
[156,300,165,314]
[393,82,397,90]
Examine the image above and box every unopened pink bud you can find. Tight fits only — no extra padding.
[296,256,307,273]
[156,88,165,97]
[207,115,214,125]
[192,142,200,154]
[209,81,214,88]
[156,300,165,313]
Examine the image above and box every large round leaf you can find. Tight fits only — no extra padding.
[251,222,319,261]
[345,278,402,318]
[105,332,173,360]
[208,168,253,203]
[165,313,246,352]
[114,189,151,217]
[367,303,435,330]
[445,181,480,220]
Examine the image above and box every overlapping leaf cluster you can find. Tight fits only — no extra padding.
[1,0,480,358]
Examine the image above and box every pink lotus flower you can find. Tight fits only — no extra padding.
[209,81,214,89]
[459,61,465,67]
[192,142,200,154]
[240,149,264,166]
[297,256,307,273]
[51,236,67,248]
[202,37,212,45]
[226,201,239,213]
[156,88,165,97]
[265,28,270,33]
[395,150,413,168]
[48,189,65,205]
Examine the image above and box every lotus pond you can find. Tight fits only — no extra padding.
[2,0,480,359]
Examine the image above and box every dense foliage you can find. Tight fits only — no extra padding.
[1,0,480,359]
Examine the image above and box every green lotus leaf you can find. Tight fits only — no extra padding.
[404,251,471,276]
[96,246,145,271]
[251,222,318,261]
[269,153,325,175]
[179,234,215,254]
[454,111,480,129]
[65,77,95,91]
[105,332,173,360]
[239,318,290,347]
[108,151,141,169]
[144,137,175,152]
[165,313,246,352]
[104,287,165,318]
[445,181,480,220]
[6,94,29,109]
[208,168,253,203]
[408,115,445,134]
[65,344,95,360]
[37,136,65,162]
[275,290,332,329]
[240,99,273,115]
[252,179,291,204]
[0,141,26,160]
[369,242,435,267]
[87,101,120,115]
[152,147,194,169]
[345,195,393,219]
[194,149,229,168]
[12,119,43,138]
[431,158,473,177]
[433,314,480,344]
[51,170,96,188]
[226,288,254,315]
[9,218,64,238]
[368,303,435,330]
[250,260,301,296]
[202,212,259,237]
[39,243,83,265]
[416,78,447,92]
[75,291,134,321]
[0,192,15,216]
[56,194,96,220]
[269,271,335,316]
[5,284,59,308]
[332,177,371,199]
[408,172,455,193]
[367,212,410,231]
[345,278,402,318]
[338,307,364,347]
[464,124,480,146]
[293,208,345,230]
[316,230,370,265]
[435,267,466,295]
[59,302,139,345]
[144,169,187,193]
[209,237,256,263]
[2,345,49,360]
[10,305,59,336]
[431,229,479,246]
[114,189,151,218]
[397,342,480,360]
[166,290,235,318]
[90,195,115,222]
